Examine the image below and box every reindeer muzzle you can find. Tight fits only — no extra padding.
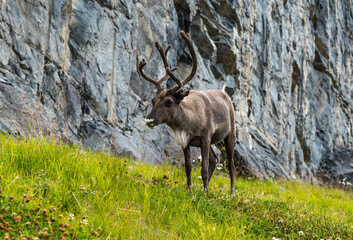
[144,118,157,129]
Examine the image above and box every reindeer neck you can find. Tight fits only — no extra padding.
[167,103,192,131]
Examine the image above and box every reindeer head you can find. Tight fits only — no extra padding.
[139,31,197,129]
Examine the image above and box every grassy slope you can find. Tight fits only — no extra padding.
[0,135,353,239]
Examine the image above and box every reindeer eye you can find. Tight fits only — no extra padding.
[165,100,173,108]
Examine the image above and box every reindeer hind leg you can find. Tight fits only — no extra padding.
[208,145,218,184]
[224,133,236,194]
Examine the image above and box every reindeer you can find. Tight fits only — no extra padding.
[139,31,236,193]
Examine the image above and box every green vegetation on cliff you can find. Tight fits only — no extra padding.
[1,135,352,239]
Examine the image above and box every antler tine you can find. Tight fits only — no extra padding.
[180,31,197,86]
[166,67,183,88]
[139,59,162,90]
[155,42,174,86]
[158,67,178,83]
[168,31,198,92]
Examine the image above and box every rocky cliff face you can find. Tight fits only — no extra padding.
[0,0,352,183]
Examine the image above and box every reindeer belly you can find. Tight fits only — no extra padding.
[211,123,231,144]
[211,131,229,144]
[188,137,202,147]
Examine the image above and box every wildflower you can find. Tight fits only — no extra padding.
[298,231,304,236]
[50,206,56,212]
[15,216,22,223]
[347,182,352,186]
[217,167,222,170]
[80,186,86,190]
[68,213,74,221]
[79,219,88,225]
[58,214,63,218]
[42,209,47,215]
[198,176,202,179]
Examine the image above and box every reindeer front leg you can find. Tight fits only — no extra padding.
[183,146,192,188]
[200,137,210,191]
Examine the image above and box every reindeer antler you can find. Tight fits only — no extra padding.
[139,42,177,91]
[167,31,198,93]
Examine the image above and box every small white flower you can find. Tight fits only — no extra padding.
[216,167,222,170]
[218,163,223,167]
[82,219,88,225]
[298,231,304,236]
[198,155,202,161]
[80,185,86,190]
[342,182,346,185]
[347,182,352,186]
[343,177,347,181]
[68,213,75,221]
[198,176,202,179]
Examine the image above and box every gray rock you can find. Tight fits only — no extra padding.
[0,0,353,183]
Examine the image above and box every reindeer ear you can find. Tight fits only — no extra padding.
[173,90,190,103]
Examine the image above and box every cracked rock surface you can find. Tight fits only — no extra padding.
[0,0,352,183]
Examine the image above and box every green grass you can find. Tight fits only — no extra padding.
[1,134,353,239]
